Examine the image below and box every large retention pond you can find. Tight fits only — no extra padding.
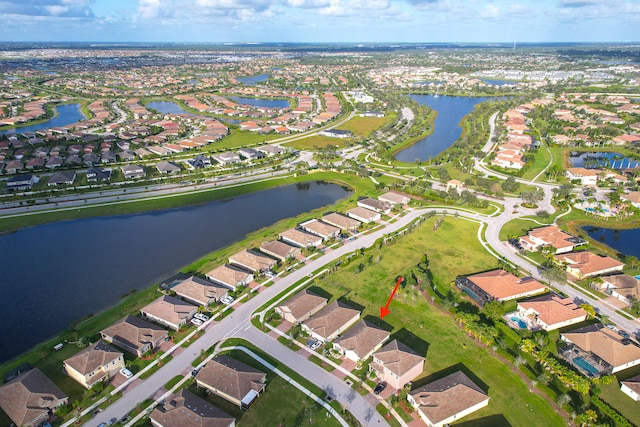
[584,226,640,259]
[0,103,85,135]
[0,181,350,363]
[395,95,492,162]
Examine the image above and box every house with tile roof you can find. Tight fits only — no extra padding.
[621,375,640,401]
[357,197,392,214]
[519,225,587,254]
[280,228,323,248]
[140,295,198,330]
[228,249,277,273]
[63,341,124,389]
[378,191,410,206]
[301,300,360,342]
[600,274,640,303]
[333,320,390,363]
[346,206,381,223]
[370,340,425,390]
[275,289,328,324]
[299,219,340,239]
[172,275,229,306]
[100,315,168,357]
[621,191,640,209]
[455,270,547,306]
[516,295,587,331]
[407,371,489,427]
[259,240,301,261]
[195,355,266,409]
[561,324,640,374]
[205,264,254,290]
[0,368,68,427]
[554,251,624,280]
[321,212,361,232]
[150,389,236,427]
[566,167,599,186]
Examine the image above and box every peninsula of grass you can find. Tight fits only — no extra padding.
[306,216,566,427]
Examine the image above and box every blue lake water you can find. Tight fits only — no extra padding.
[237,74,270,85]
[230,96,289,109]
[147,101,197,116]
[569,151,640,170]
[395,95,492,162]
[0,104,85,135]
[0,181,350,363]
[584,226,640,258]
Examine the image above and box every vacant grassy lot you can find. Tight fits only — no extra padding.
[283,135,349,150]
[309,216,565,426]
[201,130,279,152]
[335,114,396,138]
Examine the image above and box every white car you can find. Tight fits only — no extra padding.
[220,295,235,305]
[191,318,203,326]
[194,313,209,321]
[120,368,133,379]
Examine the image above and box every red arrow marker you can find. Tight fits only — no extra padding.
[380,276,403,319]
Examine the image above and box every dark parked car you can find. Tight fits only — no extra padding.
[618,330,630,339]
[373,381,387,395]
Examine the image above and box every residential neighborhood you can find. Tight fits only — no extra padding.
[2,41,640,427]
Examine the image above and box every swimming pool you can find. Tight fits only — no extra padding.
[574,357,599,376]
[510,316,527,329]
[585,207,610,214]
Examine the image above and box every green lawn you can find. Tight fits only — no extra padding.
[307,216,566,427]
[283,135,350,150]
[335,114,396,138]
[201,130,279,152]
[499,218,551,241]
[521,146,552,181]
[599,381,640,426]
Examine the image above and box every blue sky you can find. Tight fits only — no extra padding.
[0,0,638,43]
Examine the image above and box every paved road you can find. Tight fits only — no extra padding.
[90,208,452,427]
[475,114,640,334]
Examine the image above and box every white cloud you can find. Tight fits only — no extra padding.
[480,3,499,19]
[286,0,331,8]
[0,0,94,17]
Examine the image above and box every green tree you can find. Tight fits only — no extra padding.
[580,303,597,319]
[501,176,520,192]
[482,300,505,321]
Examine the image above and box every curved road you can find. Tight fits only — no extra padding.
[90,208,470,427]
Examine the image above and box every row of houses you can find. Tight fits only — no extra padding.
[4,145,289,191]
[151,352,270,427]
[274,287,490,426]
[490,105,539,170]
[519,225,638,303]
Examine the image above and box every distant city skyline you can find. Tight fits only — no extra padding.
[0,0,639,43]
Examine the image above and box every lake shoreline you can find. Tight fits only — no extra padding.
[0,174,366,369]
